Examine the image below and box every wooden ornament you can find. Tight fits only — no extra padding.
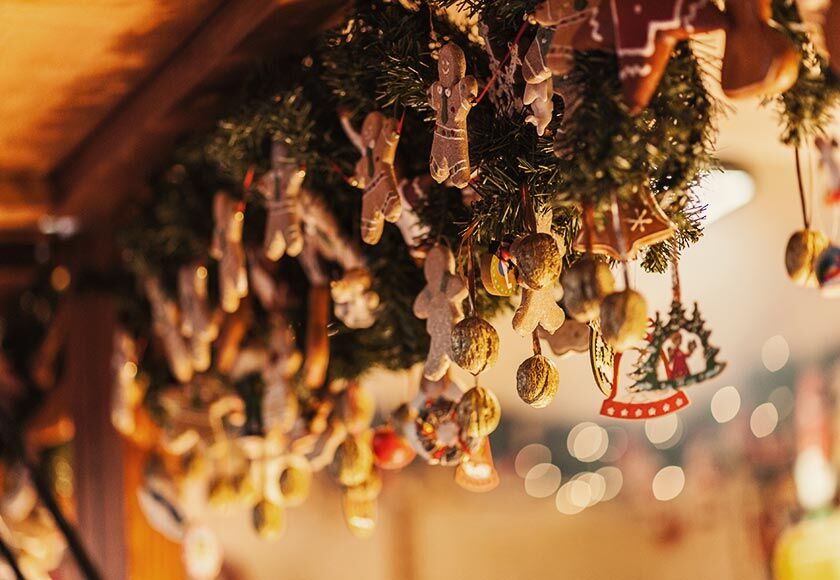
[178,264,217,373]
[573,190,675,261]
[560,256,615,322]
[256,141,305,260]
[330,268,380,330]
[456,386,501,439]
[144,277,194,384]
[479,251,517,297]
[523,76,555,136]
[721,0,801,99]
[785,229,829,287]
[429,43,478,189]
[341,111,402,245]
[599,289,648,353]
[413,245,468,380]
[827,0,840,75]
[516,354,560,408]
[211,191,249,313]
[450,316,500,375]
[404,374,472,466]
[538,318,590,357]
[302,285,330,389]
[396,176,432,260]
[529,0,598,76]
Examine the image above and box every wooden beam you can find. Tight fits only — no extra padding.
[0,177,53,231]
[50,0,309,229]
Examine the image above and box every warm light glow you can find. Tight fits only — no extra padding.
[182,525,223,580]
[710,386,741,424]
[568,479,592,508]
[645,415,679,446]
[568,423,608,463]
[196,265,208,280]
[515,443,551,478]
[50,265,71,291]
[794,447,837,512]
[762,335,790,372]
[652,466,685,501]
[750,403,780,438]
[597,466,623,502]
[694,169,755,225]
[455,439,499,493]
[555,482,585,515]
[576,472,607,506]
[524,463,562,498]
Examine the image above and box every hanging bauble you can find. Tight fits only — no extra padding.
[785,229,829,287]
[372,424,416,470]
[278,457,313,507]
[599,289,648,352]
[516,354,560,408]
[333,434,375,487]
[344,468,382,503]
[207,475,239,513]
[341,495,377,539]
[816,244,840,296]
[404,375,474,466]
[510,233,562,290]
[561,256,615,322]
[252,499,285,541]
[479,249,516,297]
[336,382,376,435]
[450,316,500,375]
[456,386,501,439]
[455,438,499,493]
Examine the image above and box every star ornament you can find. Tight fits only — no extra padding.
[574,0,728,114]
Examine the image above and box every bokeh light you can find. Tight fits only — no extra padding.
[515,444,552,478]
[568,423,609,463]
[597,466,623,502]
[710,386,741,423]
[652,466,685,501]
[645,415,680,446]
[750,403,779,438]
[762,335,790,372]
[524,463,562,498]
[769,386,795,419]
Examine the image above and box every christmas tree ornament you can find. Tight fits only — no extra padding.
[599,289,648,353]
[522,22,556,135]
[302,286,330,389]
[341,495,377,539]
[330,268,380,329]
[344,467,383,503]
[456,386,501,439]
[512,209,566,336]
[144,277,194,383]
[336,381,376,434]
[560,256,615,323]
[591,322,690,420]
[510,232,561,290]
[256,141,305,260]
[827,0,840,74]
[277,457,313,507]
[450,316,500,375]
[527,0,597,76]
[252,499,285,540]
[816,244,840,296]
[372,424,416,470]
[785,228,829,286]
[721,0,801,99]
[429,43,478,189]
[538,317,589,358]
[478,21,524,118]
[413,244,468,380]
[211,191,249,313]
[816,136,840,204]
[333,434,375,487]
[404,374,474,466]
[573,191,675,261]
[248,252,288,312]
[479,244,517,297]
[182,524,223,580]
[178,263,217,372]
[214,302,252,374]
[396,176,432,261]
[630,259,726,390]
[341,111,402,245]
[570,0,727,113]
[455,437,499,493]
[517,333,560,408]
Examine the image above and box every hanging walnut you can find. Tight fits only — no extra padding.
[511,233,562,290]
[456,386,501,438]
[345,467,383,502]
[333,434,374,487]
[516,355,559,408]
[785,229,829,287]
[279,460,313,507]
[599,289,648,352]
[252,499,285,540]
[561,256,615,322]
[207,475,238,512]
[450,317,500,375]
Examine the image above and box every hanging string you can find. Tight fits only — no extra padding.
[520,185,537,232]
[609,192,632,289]
[670,247,682,304]
[531,329,542,356]
[459,218,481,315]
[795,146,811,229]
[474,20,530,106]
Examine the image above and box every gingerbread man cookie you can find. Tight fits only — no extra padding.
[342,111,402,245]
[256,141,305,261]
[330,268,381,329]
[211,191,249,313]
[538,317,590,357]
[512,210,566,336]
[530,0,598,77]
[429,43,478,189]
[413,244,469,380]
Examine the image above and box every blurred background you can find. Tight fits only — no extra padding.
[1,1,840,579]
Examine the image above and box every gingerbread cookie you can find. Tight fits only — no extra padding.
[342,111,402,245]
[721,0,800,98]
[256,141,305,261]
[396,176,432,260]
[330,268,380,329]
[524,77,555,136]
[532,0,598,76]
[429,43,478,189]
[413,244,468,380]
[512,210,566,336]
[211,191,249,313]
[538,318,590,357]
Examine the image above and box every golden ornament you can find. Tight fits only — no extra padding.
[599,289,648,352]
[278,460,312,507]
[785,229,829,287]
[450,317,500,375]
[207,475,238,512]
[511,233,562,290]
[252,499,285,540]
[333,434,374,487]
[342,495,377,538]
[345,467,383,502]
[479,253,516,296]
[456,386,501,438]
[516,355,560,408]
[561,256,615,322]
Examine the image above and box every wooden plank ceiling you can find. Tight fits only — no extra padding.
[0,0,345,292]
